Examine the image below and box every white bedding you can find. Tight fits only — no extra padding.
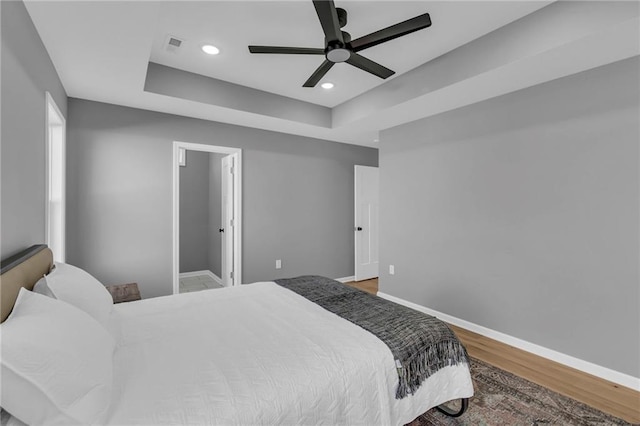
[106,282,473,425]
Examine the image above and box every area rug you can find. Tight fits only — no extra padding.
[408,358,636,426]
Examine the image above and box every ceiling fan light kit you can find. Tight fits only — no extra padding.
[248,1,431,88]
[326,42,350,63]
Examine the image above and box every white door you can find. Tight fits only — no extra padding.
[221,155,235,286]
[354,165,379,281]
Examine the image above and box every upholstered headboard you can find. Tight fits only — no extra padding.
[0,244,53,322]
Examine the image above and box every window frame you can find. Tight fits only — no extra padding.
[45,92,66,263]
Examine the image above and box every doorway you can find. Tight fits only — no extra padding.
[172,142,242,294]
[354,165,379,281]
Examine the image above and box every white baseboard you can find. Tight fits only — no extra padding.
[335,276,355,283]
[377,291,640,392]
[209,272,223,286]
[179,270,223,286]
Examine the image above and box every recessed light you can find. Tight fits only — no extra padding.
[321,82,334,90]
[373,139,379,143]
[201,45,220,55]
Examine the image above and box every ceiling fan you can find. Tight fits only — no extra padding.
[248,1,431,88]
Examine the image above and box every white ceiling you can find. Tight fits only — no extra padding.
[23,1,640,147]
[148,1,547,107]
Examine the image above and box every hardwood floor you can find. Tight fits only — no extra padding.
[346,277,379,294]
[345,278,640,424]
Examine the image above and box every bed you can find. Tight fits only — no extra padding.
[0,245,473,425]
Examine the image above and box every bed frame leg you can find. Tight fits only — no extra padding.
[436,397,469,417]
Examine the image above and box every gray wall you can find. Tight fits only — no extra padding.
[208,153,224,278]
[66,99,378,298]
[179,150,211,272]
[1,0,67,258]
[379,57,639,377]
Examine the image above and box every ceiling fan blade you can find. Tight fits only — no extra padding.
[248,46,325,55]
[346,53,395,79]
[351,13,431,52]
[303,60,335,87]
[312,0,344,44]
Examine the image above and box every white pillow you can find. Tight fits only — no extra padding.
[43,262,113,327]
[0,289,115,425]
[33,276,56,298]
[1,410,27,426]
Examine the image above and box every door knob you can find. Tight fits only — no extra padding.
[356,227,363,231]
[219,228,225,233]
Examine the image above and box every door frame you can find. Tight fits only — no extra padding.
[172,141,242,294]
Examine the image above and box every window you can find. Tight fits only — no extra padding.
[46,92,66,263]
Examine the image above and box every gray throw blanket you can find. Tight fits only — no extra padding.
[274,275,469,399]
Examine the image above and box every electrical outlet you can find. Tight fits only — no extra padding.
[389,265,395,275]
[276,259,282,269]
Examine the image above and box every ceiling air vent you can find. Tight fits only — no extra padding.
[165,35,184,53]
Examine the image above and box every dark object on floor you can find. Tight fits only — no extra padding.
[106,282,141,303]
[409,358,634,426]
[436,398,469,418]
